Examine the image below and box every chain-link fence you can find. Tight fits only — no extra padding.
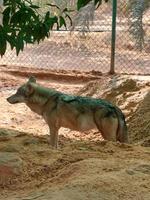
[115,0,150,74]
[0,0,149,74]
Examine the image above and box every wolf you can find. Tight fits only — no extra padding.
[7,77,128,148]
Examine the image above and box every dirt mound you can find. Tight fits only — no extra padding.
[77,75,149,112]
[77,76,150,144]
[128,92,150,144]
[0,128,150,200]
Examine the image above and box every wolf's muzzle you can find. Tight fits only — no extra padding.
[7,96,19,104]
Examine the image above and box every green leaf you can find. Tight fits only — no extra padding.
[44,11,50,22]
[77,0,91,10]
[59,16,66,28]
[45,16,58,30]
[10,10,22,25]
[3,0,10,6]
[23,7,38,21]
[3,7,11,26]
[77,0,109,10]
[16,32,24,55]
[0,26,7,56]
[6,34,16,50]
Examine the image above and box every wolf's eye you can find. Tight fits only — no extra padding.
[17,87,25,95]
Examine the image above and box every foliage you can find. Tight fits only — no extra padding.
[77,0,109,10]
[0,0,109,56]
[0,0,71,56]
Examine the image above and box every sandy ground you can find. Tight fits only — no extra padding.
[0,65,150,200]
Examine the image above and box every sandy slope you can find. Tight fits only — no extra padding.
[0,129,150,200]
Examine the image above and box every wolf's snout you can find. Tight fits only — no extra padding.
[7,96,14,104]
[7,97,11,103]
[7,95,18,104]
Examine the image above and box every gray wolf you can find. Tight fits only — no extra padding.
[7,77,128,148]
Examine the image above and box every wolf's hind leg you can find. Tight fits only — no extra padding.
[94,109,118,142]
[100,117,118,141]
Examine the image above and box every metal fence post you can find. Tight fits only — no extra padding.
[110,0,117,74]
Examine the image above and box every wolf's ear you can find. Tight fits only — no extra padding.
[28,76,36,83]
[26,82,34,95]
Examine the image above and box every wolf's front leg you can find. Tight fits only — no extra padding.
[49,127,59,149]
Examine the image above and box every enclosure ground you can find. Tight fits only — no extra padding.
[0,64,150,200]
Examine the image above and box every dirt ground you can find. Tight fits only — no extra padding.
[0,65,150,200]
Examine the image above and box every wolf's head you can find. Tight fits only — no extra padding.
[7,76,36,104]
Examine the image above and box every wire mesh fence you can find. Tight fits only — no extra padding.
[115,0,150,74]
[0,0,149,74]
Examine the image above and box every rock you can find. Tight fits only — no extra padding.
[0,152,23,175]
[0,128,19,137]
[0,129,10,137]
[134,164,150,175]
[0,136,10,142]
[0,144,20,152]
[0,129,11,142]
[22,137,40,145]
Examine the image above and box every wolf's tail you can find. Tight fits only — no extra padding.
[115,107,128,143]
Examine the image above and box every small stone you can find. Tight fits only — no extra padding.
[22,138,40,145]
[126,169,135,175]
[0,144,20,152]
[0,152,23,175]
